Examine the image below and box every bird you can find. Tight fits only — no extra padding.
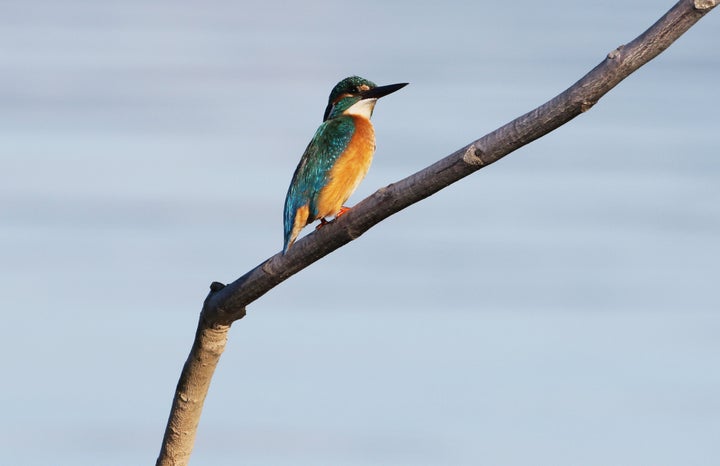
[282,76,408,253]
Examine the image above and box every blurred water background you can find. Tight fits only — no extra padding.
[1,1,718,465]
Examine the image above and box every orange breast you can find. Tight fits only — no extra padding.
[315,116,375,219]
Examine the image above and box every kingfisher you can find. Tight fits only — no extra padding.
[282,76,408,253]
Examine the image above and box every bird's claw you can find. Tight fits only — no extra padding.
[315,217,331,230]
[315,207,351,231]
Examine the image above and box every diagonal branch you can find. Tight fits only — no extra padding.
[156,1,717,464]
[209,0,716,321]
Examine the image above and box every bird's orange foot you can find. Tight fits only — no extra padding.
[336,206,351,218]
[315,217,330,230]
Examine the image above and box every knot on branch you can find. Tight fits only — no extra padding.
[344,224,363,241]
[375,185,392,199]
[214,305,246,324]
[209,282,226,292]
[607,46,624,60]
[262,257,281,277]
[580,100,597,112]
[372,185,397,208]
[694,0,717,10]
[462,144,489,166]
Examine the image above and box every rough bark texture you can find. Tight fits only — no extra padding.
[156,1,717,464]
[156,286,239,465]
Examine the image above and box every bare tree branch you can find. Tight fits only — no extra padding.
[156,1,717,464]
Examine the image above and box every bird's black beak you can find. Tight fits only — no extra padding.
[360,82,409,100]
[323,82,408,121]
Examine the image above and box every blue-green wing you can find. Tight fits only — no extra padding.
[283,117,355,251]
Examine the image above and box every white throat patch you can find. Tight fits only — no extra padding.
[344,98,377,118]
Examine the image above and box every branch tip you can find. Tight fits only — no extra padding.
[694,0,717,10]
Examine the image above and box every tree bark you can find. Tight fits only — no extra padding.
[156,1,717,464]
[156,285,238,466]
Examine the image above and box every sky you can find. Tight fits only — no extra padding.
[1,1,719,465]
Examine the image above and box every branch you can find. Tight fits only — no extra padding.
[156,1,717,464]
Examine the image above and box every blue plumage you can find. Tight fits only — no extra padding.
[283,117,355,252]
[282,76,407,254]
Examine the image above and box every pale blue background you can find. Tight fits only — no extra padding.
[1,1,718,465]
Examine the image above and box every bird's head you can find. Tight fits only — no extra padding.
[323,76,408,121]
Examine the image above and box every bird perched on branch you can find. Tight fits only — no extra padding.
[283,76,408,253]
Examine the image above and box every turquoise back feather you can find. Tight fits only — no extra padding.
[283,115,356,251]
